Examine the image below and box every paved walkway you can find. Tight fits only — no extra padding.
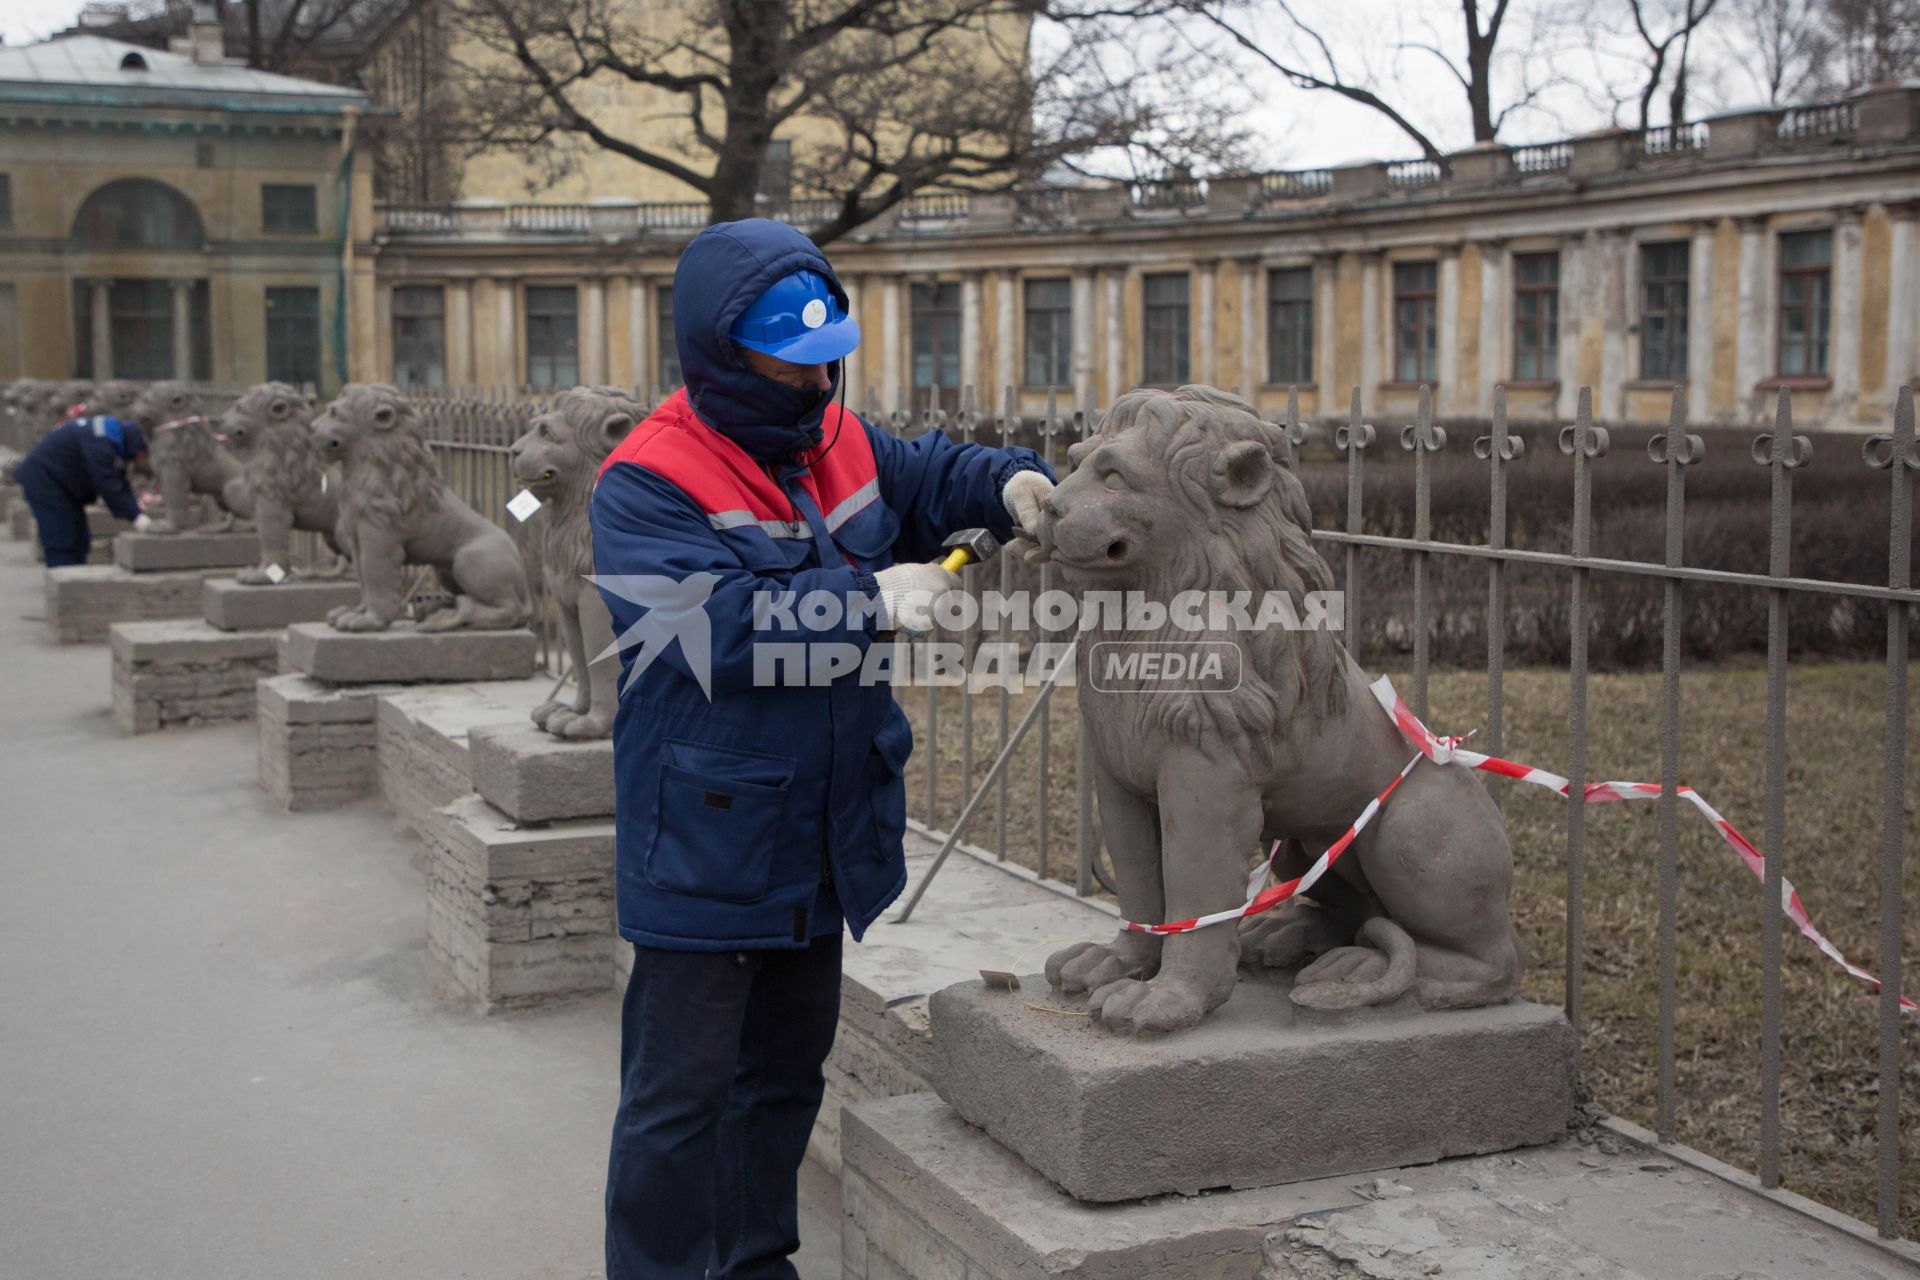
[0,541,837,1279]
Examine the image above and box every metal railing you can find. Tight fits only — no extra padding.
[877,376,1916,1243]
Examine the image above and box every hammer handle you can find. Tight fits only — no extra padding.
[938,547,972,573]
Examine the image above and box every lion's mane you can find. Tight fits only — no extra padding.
[538,386,646,586]
[230,382,323,508]
[133,381,219,472]
[330,384,442,533]
[1082,385,1347,758]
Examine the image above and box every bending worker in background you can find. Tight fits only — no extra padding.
[12,401,154,567]
[591,217,1056,1279]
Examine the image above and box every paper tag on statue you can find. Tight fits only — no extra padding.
[507,489,543,522]
[978,969,1021,992]
[264,563,287,584]
[320,471,329,494]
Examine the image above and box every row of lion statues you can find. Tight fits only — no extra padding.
[3,377,641,744]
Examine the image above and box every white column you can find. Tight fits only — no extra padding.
[1103,270,1125,404]
[881,276,903,410]
[1359,254,1382,413]
[841,274,863,403]
[1315,257,1337,403]
[375,281,394,384]
[496,280,517,388]
[446,280,473,386]
[1476,241,1504,414]
[994,269,1017,403]
[1598,232,1630,420]
[1831,208,1865,423]
[171,280,193,380]
[1239,259,1260,396]
[1070,268,1096,407]
[1734,218,1768,420]
[1556,238,1583,418]
[628,274,648,395]
[1193,260,1217,387]
[581,277,607,384]
[1688,222,1716,422]
[960,272,983,403]
[1887,209,1919,401]
[1436,250,1461,413]
[90,280,113,379]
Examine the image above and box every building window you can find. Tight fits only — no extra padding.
[1777,230,1832,377]
[656,287,681,390]
[106,280,174,380]
[1639,242,1690,381]
[911,281,961,412]
[72,178,204,249]
[0,174,11,230]
[1267,267,1313,385]
[1023,278,1072,388]
[391,285,445,389]
[1142,272,1190,386]
[1392,261,1437,383]
[262,184,318,234]
[525,285,579,388]
[265,287,321,387]
[1511,252,1560,382]
[757,140,793,211]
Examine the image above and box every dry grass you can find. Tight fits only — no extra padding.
[897,662,1920,1235]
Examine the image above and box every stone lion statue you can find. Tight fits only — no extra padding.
[315,383,532,632]
[1038,386,1522,1035]
[83,379,145,419]
[128,381,251,533]
[508,386,645,739]
[219,382,349,583]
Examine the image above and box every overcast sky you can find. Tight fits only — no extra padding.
[1,0,1784,172]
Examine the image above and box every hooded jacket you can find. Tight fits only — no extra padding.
[13,414,147,522]
[590,219,1048,950]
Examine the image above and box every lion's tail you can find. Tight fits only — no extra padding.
[1345,916,1418,1004]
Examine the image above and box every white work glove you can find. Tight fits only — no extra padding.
[133,514,156,533]
[873,562,961,636]
[1001,469,1055,562]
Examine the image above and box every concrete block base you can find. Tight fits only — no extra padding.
[372,679,550,835]
[202,578,361,631]
[110,619,279,734]
[469,722,615,823]
[256,673,388,811]
[113,530,257,572]
[933,976,1576,1202]
[45,565,231,644]
[423,793,616,1011]
[285,621,537,684]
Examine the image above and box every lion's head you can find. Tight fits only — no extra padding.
[128,381,199,432]
[314,383,440,528]
[509,386,645,579]
[86,379,145,419]
[49,380,94,420]
[1040,385,1344,741]
[224,381,313,454]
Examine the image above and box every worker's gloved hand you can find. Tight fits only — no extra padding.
[133,513,156,534]
[1001,470,1054,563]
[873,562,961,637]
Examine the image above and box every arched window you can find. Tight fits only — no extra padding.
[119,52,149,71]
[71,179,204,250]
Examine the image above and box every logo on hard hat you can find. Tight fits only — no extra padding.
[802,299,827,329]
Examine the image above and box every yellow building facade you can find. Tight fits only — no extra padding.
[365,88,1920,431]
[0,27,376,394]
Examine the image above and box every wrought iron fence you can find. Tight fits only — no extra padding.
[876,377,1917,1244]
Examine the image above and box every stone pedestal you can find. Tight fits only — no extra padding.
[424,793,616,1011]
[113,530,256,572]
[467,722,615,822]
[284,621,537,684]
[202,579,360,631]
[371,680,551,835]
[110,620,280,734]
[256,673,389,810]
[933,976,1577,1202]
[45,565,230,644]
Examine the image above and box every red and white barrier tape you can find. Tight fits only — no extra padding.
[155,415,206,433]
[1120,676,1916,1016]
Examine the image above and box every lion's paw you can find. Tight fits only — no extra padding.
[1239,904,1351,972]
[1289,945,1393,1011]
[1088,975,1219,1035]
[547,709,614,740]
[330,609,392,633]
[1045,936,1158,994]
[530,699,568,730]
[236,565,274,586]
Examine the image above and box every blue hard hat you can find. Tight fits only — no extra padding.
[730,269,861,365]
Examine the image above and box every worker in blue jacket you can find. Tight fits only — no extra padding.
[13,405,154,567]
[591,218,1056,1280]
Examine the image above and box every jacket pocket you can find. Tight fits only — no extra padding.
[863,710,912,859]
[644,742,796,904]
[832,503,901,574]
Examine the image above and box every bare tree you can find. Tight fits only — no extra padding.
[448,0,1237,244]
[1622,0,1721,130]
[226,0,396,74]
[1824,0,1920,85]
[1721,0,1834,104]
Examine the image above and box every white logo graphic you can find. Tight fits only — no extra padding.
[591,573,723,699]
[801,299,828,329]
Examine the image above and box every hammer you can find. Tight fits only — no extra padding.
[938,528,999,573]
